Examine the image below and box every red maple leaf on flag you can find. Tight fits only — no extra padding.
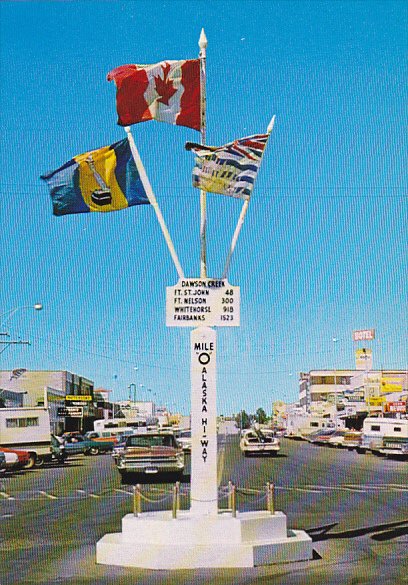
[154,63,177,105]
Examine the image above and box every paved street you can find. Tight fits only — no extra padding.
[0,434,407,585]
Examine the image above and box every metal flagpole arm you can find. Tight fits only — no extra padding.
[124,127,185,279]
[199,28,208,279]
[221,115,276,280]
[222,199,249,279]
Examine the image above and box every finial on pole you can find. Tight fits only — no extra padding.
[199,28,208,50]
[267,115,276,134]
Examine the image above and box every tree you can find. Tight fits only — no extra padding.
[255,407,268,425]
[235,410,251,430]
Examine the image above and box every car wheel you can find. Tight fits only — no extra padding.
[24,454,36,469]
[89,447,99,456]
[35,456,45,467]
[120,471,131,484]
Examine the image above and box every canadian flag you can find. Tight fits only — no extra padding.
[107,60,201,131]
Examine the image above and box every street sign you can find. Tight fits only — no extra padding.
[369,396,385,406]
[65,394,92,401]
[344,406,356,415]
[355,348,373,370]
[57,406,83,418]
[166,279,240,327]
[387,401,407,413]
[380,377,403,393]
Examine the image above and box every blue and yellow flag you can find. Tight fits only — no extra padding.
[40,138,150,215]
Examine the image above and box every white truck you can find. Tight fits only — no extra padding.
[286,413,335,439]
[0,406,65,468]
[361,417,408,457]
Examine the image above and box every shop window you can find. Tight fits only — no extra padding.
[6,417,39,428]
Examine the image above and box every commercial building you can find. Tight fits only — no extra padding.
[299,369,407,420]
[0,370,95,433]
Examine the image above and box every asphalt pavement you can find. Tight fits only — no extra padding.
[0,433,407,585]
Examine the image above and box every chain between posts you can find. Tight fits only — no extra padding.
[130,482,275,517]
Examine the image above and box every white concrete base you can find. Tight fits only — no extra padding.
[96,510,313,569]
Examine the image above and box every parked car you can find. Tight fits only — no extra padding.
[305,429,337,445]
[0,447,21,471]
[326,429,347,447]
[175,429,192,452]
[239,427,280,457]
[83,431,117,455]
[84,430,118,443]
[56,433,115,457]
[361,418,408,457]
[115,431,185,482]
[343,430,363,452]
[0,451,6,472]
[380,434,408,458]
[111,432,134,461]
[0,446,30,470]
[56,434,91,456]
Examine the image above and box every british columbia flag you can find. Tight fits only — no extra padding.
[186,134,269,200]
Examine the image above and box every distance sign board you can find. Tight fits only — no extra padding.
[166,279,240,327]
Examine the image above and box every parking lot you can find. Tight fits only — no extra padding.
[0,435,407,585]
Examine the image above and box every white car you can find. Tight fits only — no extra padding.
[326,429,347,447]
[239,428,280,457]
[176,430,192,452]
[1,450,19,471]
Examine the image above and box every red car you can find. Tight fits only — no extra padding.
[0,447,30,470]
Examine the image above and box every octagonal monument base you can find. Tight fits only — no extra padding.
[96,509,313,569]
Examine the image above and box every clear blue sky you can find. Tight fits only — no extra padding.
[1,1,407,415]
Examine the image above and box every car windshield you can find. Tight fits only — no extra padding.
[127,434,176,448]
[245,432,276,443]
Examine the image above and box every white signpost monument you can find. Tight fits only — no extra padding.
[97,29,312,569]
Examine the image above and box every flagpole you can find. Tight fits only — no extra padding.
[222,115,276,280]
[199,28,208,279]
[124,126,185,279]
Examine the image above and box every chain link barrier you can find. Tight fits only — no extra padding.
[138,490,173,505]
[0,482,276,515]
[235,487,268,504]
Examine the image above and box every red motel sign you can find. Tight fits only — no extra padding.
[352,329,375,341]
